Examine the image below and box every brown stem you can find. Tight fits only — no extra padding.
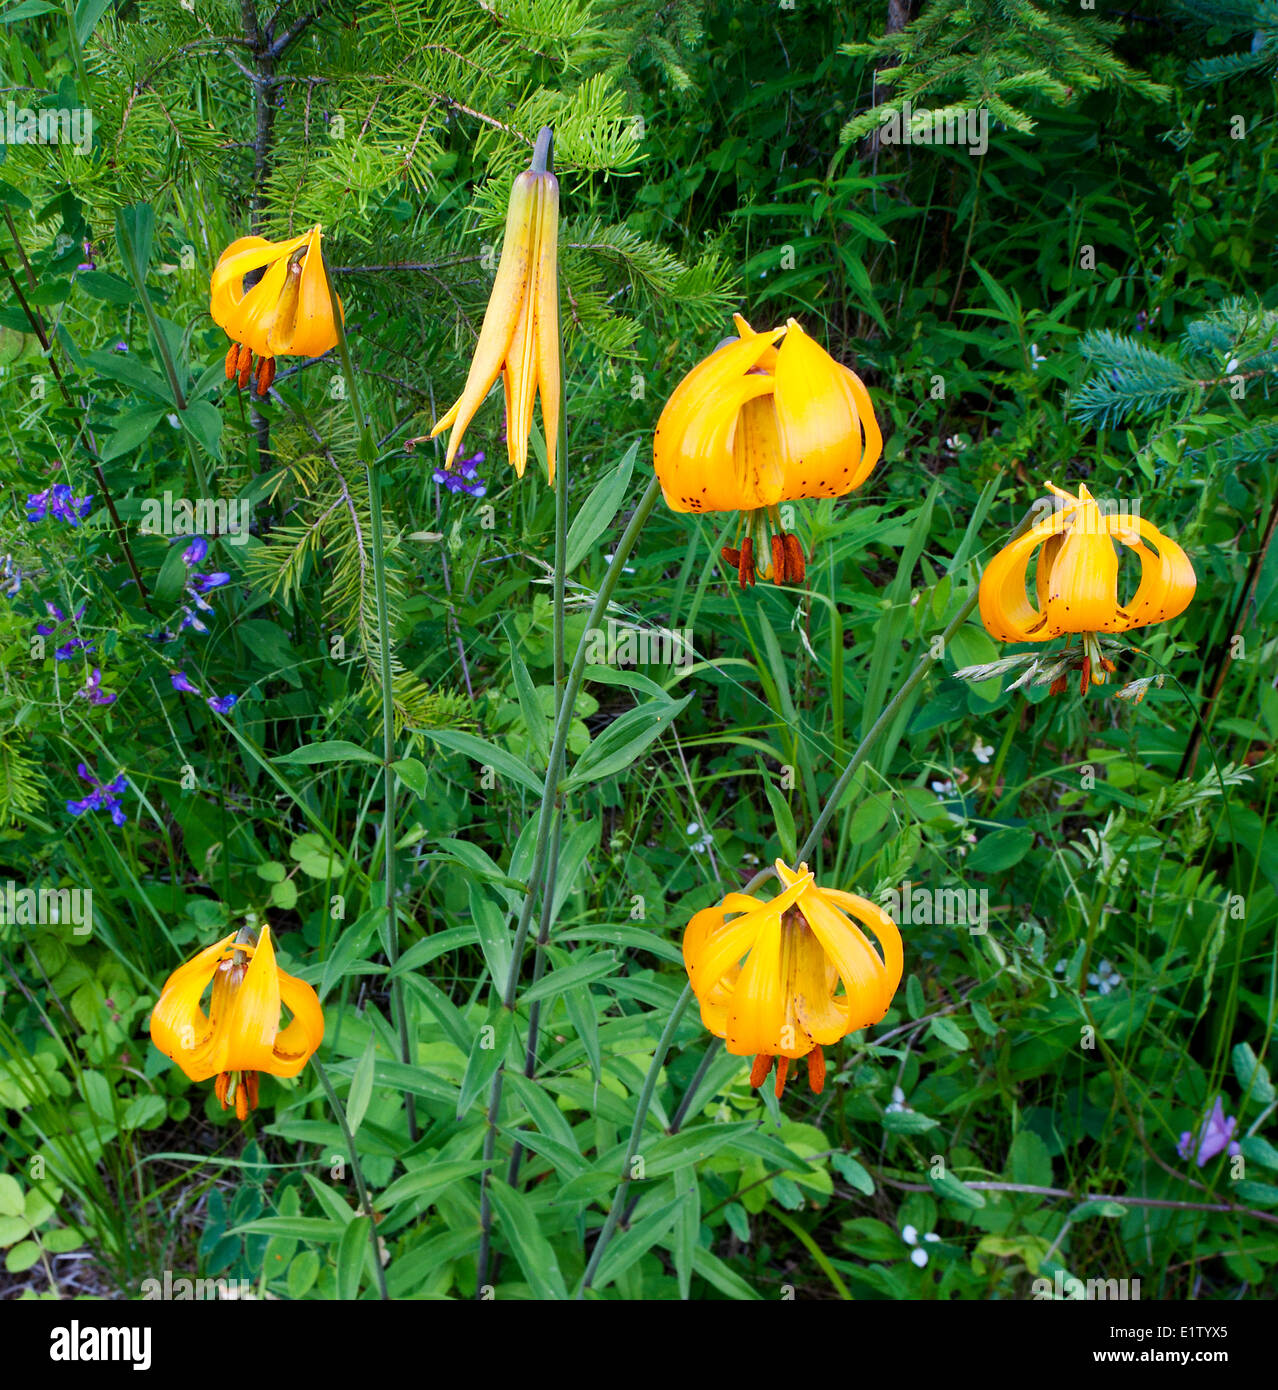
[0,235,149,606]
[1178,483,1278,779]
[860,0,915,161]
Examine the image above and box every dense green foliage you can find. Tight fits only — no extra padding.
[0,0,1275,1302]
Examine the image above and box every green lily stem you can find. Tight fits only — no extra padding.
[578,982,692,1297]
[669,1037,721,1133]
[582,503,1044,1294]
[321,253,418,1142]
[476,474,664,1295]
[312,1058,390,1301]
[507,335,573,1190]
[616,1033,721,1231]
[0,229,149,605]
[62,0,92,104]
[749,501,1041,891]
[116,220,187,412]
[980,692,1024,818]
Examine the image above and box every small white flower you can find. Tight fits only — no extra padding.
[685,822,700,837]
[930,778,957,796]
[1226,357,1239,373]
[885,1084,910,1114]
[1091,958,1121,995]
[973,738,994,764]
[901,1225,939,1267]
[1029,344,1047,370]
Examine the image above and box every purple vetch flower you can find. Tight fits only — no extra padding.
[113,341,128,352]
[37,602,92,660]
[26,484,93,526]
[181,536,210,566]
[1177,1096,1242,1168]
[66,763,129,827]
[434,450,487,498]
[78,241,96,272]
[171,670,239,713]
[76,668,117,706]
[189,571,230,594]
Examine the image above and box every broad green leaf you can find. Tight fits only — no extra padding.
[179,401,224,461]
[391,757,430,797]
[929,1015,970,1051]
[1233,1042,1276,1106]
[928,1167,986,1209]
[881,1110,938,1135]
[967,826,1034,874]
[831,1152,875,1195]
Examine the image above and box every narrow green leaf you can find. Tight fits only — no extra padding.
[563,694,691,789]
[486,1179,568,1299]
[565,439,638,571]
[275,740,381,767]
[423,729,545,796]
[336,1216,370,1299]
[456,1009,512,1120]
[375,1160,488,1212]
[469,883,512,997]
[347,1036,377,1135]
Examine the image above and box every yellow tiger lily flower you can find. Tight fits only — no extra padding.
[149,925,324,1120]
[682,859,902,1098]
[654,315,882,587]
[431,129,560,483]
[210,225,342,396]
[979,481,1196,694]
